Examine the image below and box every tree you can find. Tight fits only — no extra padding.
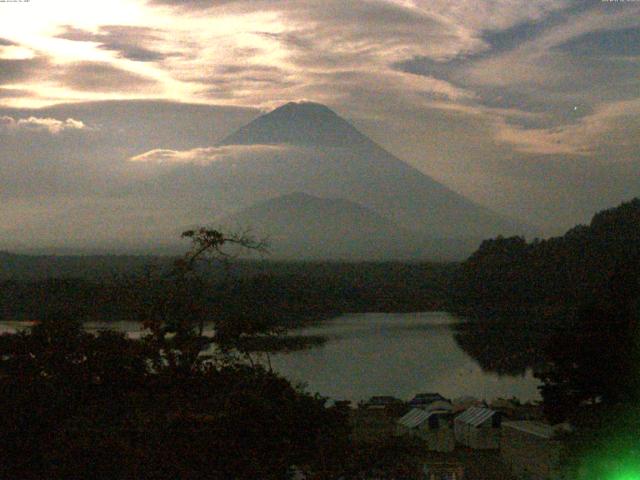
[536,253,640,423]
[116,227,276,371]
[0,315,148,479]
[0,228,352,480]
[535,255,640,478]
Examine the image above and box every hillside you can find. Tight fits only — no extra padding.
[146,102,534,261]
[453,197,640,317]
[220,192,419,260]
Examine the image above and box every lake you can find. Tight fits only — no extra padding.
[270,312,541,402]
[0,311,541,403]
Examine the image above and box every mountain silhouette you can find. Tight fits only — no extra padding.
[220,101,371,148]
[149,101,535,258]
[218,192,421,259]
[219,192,487,260]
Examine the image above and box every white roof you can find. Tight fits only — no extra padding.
[503,421,568,439]
[398,408,432,429]
[455,407,496,427]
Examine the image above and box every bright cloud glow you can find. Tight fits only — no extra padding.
[493,99,640,155]
[130,144,292,165]
[0,0,638,234]
[0,115,86,134]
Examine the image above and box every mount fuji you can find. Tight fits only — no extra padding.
[150,101,535,259]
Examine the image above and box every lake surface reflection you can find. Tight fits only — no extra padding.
[0,312,541,402]
[270,312,541,402]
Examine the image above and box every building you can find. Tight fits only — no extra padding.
[501,421,570,480]
[396,408,455,452]
[409,392,448,408]
[424,400,453,413]
[351,405,399,442]
[423,461,465,480]
[333,400,352,410]
[364,395,404,409]
[452,396,484,413]
[454,407,501,449]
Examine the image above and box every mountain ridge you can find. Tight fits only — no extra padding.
[214,101,536,240]
[218,191,479,260]
[220,101,372,149]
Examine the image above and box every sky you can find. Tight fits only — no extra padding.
[0,0,639,250]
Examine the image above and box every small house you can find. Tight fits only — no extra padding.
[396,408,455,452]
[454,407,501,449]
[409,392,448,408]
[333,400,352,411]
[423,461,465,480]
[364,395,403,409]
[452,396,484,413]
[424,400,453,413]
[501,421,570,480]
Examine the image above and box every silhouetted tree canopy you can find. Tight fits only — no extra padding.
[536,269,640,423]
[454,199,640,477]
[0,229,353,480]
[453,198,640,319]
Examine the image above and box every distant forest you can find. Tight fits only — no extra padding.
[0,257,455,328]
[2,199,639,337]
[453,197,640,319]
[452,198,640,376]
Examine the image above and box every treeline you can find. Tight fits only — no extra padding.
[0,261,456,326]
[451,198,640,377]
[451,199,640,478]
[0,229,449,479]
[452,198,640,320]
[0,251,157,281]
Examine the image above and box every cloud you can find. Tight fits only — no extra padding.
[459,6,640,88]
[55,61,160,92]
[159,0,582,114]
[167,0,494,107]
[387,3,640,157]
[0,99,258,202]
[149,0,249,10]
[0,115,86,134]
[130,144,291,164]
[555,26,640,56]
[496,99,640,155]
[56,25,173,62]
[281,1,476,64]
[0,57,49,85]
[0,38,17,46]
[0,88,32,98]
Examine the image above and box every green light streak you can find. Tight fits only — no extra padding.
[577,439,640,480]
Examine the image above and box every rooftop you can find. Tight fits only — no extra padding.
[455,407,497,427]
[398,408,432,429]
[502,421,571,439]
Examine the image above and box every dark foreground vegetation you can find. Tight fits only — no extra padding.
[452,199,640,373]
[0,199,639,478]
[0,317,351,480]
[0,229,437,480]
[453,198,640,478]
